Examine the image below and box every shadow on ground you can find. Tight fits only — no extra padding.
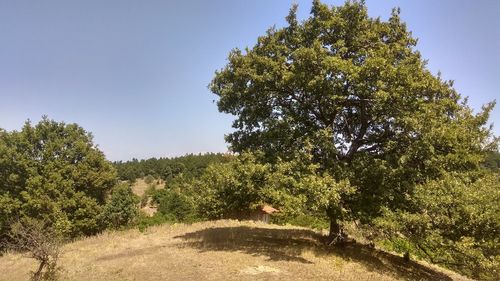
[174,225,452,281]
[95,245,167,262]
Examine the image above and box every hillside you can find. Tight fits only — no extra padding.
[0,220,472,281]
[130,178,165,217]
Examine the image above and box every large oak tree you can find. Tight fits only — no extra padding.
[210,1,494,238]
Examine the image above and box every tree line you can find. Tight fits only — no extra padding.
[113,153,233,183]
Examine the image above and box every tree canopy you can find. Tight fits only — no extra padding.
[377,171,500,280]
[0,117,117,238]
[210,0,495,230]
[113,153,233,182]
[196,151,353,222]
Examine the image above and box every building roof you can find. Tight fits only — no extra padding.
[261,205,279,214]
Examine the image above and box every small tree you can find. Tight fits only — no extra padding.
[101,184,139,229]
[153,189,197,223]
[140,183,157,208]
[197,151,354,234]
[3,218,63,281]
[144,175,155,185]
[0,117,117,238]
[376,172,500,280]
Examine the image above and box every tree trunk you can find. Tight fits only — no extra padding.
[32,259,46,281]
[328,217,347,245]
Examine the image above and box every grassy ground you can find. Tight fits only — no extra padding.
[0,220,472,281]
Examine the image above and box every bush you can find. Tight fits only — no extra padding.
[153,189,198,223]
[136,213,176,232]
[196,151,354,239]
[144,175,155,185]
[100,184,139,229]
[0,117,117,239]
[376,172,500,280]
[140,184,156,208]
[2,218,63,281]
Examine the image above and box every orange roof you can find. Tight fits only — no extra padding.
[261,205,279,214]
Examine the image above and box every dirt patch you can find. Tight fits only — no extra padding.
[240,265,281,275]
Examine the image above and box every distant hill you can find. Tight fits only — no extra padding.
[0,220,472,281]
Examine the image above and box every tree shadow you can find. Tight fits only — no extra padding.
[95,245,167,262]
[174,225,453,281]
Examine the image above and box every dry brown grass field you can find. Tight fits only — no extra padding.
[0,220,472,281]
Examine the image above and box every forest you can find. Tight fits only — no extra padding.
[1,1,499,281]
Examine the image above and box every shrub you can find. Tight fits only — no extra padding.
[140,184,156,208]
[154,189,197,223]
[144,175,155,185]
[376,172,500,280]
[2,218,63,281]
[136,213,176,232]
[101,183,139,229]
[196,151,354,240]
[0,117,117,239]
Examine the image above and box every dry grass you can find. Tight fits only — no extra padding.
[0,220,473,281]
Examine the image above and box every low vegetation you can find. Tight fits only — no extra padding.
[1,219,63,281]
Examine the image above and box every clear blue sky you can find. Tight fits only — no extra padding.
[1,0,498,161]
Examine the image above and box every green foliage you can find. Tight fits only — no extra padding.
[113,153,233,183]
[196,151,354,223]
[378,237,416,258]
[100,183,139,229]
[140,184,156,208]
[144,175,155,185]
[152,189,198,223]
[0,117,117,239]
[483,150,500,171]
[376,172,500,280]
[273,213,329,231]
[210,0,495,243]
[136,213,176,232]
